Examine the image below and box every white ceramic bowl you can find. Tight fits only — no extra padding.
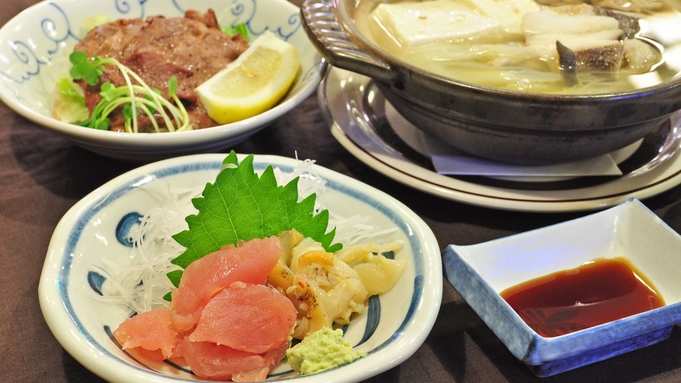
[38,153,442,382]
[0,0,325,162]
[443,198,681,377]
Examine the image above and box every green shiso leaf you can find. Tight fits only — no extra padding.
[170,151,340,275]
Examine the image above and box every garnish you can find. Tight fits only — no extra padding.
[196,30,299,124]
[169,151,340,285]
[68,51,192,133]
[222,22,249,40]
[53,76,89,123]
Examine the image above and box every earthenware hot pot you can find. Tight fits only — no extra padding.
[300,0,681,165]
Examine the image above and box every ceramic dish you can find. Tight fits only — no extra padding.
[443,198,681,377]
[38,153,442,382]
[320,67,681,213]
[0,0,326,163]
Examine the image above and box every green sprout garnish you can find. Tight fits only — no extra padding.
[68,51,192,133]
[69,51,103,86]
[221,22,249,40]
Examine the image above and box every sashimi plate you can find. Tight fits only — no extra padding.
[38,153,442,382]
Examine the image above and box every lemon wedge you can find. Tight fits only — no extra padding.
[196,30,300,124]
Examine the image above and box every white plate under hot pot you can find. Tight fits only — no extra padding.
[321,67,681,213]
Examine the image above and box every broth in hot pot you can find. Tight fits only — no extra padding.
[353,0,681,94]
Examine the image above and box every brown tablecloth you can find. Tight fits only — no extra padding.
[3,1,681,382]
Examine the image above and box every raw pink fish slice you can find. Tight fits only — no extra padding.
[179,336,289,381]
[113,307,178,360]
[189,282,297,354]
[233,341,290,382]
[171,236,282,318]
[179,338,265,380]
[113,236,292,379]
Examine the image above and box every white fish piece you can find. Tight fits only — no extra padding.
[526,29,624,61]
[523,10,620,35]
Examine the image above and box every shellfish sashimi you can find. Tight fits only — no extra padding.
[189,282,297,354]
[171,236,283,320]
[112,306,178,360]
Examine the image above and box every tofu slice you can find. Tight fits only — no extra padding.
[369,0,504,53]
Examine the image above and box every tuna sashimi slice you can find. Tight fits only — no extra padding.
[113,307,178,360]
[180,338,264,380]
[189,282,297,354]
[169,308,203,333]
[171,236,283,318]
[233,341,290,382]
[179,336,289,381]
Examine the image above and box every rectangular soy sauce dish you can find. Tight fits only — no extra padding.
[443,198,681,377]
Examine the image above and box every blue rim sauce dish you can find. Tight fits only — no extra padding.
[443,198,681,377]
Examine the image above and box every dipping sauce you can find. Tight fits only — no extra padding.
[500,258,665,337]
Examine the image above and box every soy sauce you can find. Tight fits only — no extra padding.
[500,258,665,337]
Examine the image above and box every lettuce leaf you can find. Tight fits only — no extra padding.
[169,151,340,285]
[53,76,89,124]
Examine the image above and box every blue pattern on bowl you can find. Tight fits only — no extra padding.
[87,271,106,296]
[115,212,143,247]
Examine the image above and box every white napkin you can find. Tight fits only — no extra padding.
[385,102,629,177]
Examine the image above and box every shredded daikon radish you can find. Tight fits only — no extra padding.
[95,178,202,313]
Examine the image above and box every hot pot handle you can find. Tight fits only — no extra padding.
[300,0,398,84]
